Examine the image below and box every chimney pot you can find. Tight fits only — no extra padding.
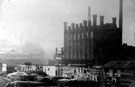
[100,16,104,27]
[93,15,97,27]
[64,22,68,30]
[80,23,83,28]
[71,23,75,29]
[119,0,123,30]
[88,7,91,27]
[83,20,87,27]
[112,17,117,27]
[68,26,71,30]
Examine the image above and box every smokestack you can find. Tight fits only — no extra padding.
[68,26,71,31]
[64,22,68,30]
[64,22,68,45]
[83,20,87,27]
[88,7,91,26]
[71,23,75,30]
[112,17,117,27]
[76,24,79,35]
[93,15,97,27]
[100,16,104,27]
[80,23,83,28]
[119,0,123,30]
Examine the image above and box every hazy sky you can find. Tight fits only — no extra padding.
[0,0,134,53]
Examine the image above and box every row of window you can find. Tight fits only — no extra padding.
[65,41,90,45]
[64,51,90,59]
[65,32,93,40]
[64,54,90,59]
[65,47,90,51]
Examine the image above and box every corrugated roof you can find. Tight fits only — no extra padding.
[103,61,135,69]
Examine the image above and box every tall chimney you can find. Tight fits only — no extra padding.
[88,7,91,27]
[80,23,83,28]
[93,15,97,27]
[64,22,68,47]
[112,17,117,27]
[100,16,104,27]
[64,22,68,30]
[119,0,123,30]
[71,23,75,30]
[68,26,71,31]
[83,20,87,27]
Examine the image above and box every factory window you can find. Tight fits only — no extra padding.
[69,42,71,46]
[67,51,69,55]
[67,35,69,39]
[81,42,83,47]
[71,54,73,58]
[74,35,76,40]
[91,32,93,38]
[78,42,79,46]
[76,35,78,39]
[86,32,89,38]
[70,42,73,46]
[72,53,74,58]
[64,54,68,58]
[66,43,69,46]
[82,33,84,39]
[74,54,76,59]
[78,54,80,59]
[70,34,72,40]
[83,55,85,59]
[74,42,76,46]
[67,54,69,57]
[69,35,71,40]
[78,34,80,39]
[85,53,87,59]
[76,54,78,58]
[64,54,66,58]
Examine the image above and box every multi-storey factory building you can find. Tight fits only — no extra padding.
[62,0,123,65]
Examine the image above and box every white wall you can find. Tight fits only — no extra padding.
[2,63,7,72]
[43,66,56,76]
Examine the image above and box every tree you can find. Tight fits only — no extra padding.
[24,62,32,65]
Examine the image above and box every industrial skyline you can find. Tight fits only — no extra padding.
[0,0,134,54]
